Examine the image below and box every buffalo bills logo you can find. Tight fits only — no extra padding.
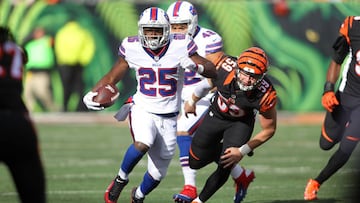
[189,6,197,16]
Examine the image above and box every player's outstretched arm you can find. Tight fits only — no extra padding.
[221,107,277,169]
[254,107,277,146]
[184,78,213,117]
[184,53,217,79]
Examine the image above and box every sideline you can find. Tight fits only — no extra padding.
[30,111,325,125]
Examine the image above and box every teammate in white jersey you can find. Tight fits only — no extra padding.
[83,7,216,203]
[167,1,255,203]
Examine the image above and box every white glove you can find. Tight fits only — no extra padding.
[83,91,104,110]
[179,56,204,73]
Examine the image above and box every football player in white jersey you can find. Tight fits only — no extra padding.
[83,7,216,203]
[167,1,255,203]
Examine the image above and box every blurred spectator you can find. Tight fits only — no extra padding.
[54,21,95,112]
[23,27,59,112]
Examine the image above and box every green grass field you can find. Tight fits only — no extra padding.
[0,115,359,203]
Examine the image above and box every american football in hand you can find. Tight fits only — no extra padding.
[93,84,120,108]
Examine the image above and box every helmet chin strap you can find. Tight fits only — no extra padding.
[238,82,255,91]
[236,69,266,91]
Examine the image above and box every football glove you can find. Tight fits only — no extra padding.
[83,91,104,110]
[321,91,339,112]
[179,56,204,74]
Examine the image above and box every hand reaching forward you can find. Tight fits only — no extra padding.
[220,147,244,169]
[184,100,197,118]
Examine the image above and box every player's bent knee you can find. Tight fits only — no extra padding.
[134,141,149,153]
[148,167,167,181]
[189,156,204,170]
[319,139,335,150]
[177,131,190,136]
[189,162,201,170]
[320,144,333,151]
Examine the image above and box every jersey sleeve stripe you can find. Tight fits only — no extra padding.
[223,70,235,85]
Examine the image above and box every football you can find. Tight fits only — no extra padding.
[93,84,120,108]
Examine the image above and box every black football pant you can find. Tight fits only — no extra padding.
[189,110,254,201]
[316,92,360,186]
[0,112,46,203]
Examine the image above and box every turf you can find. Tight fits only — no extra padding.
[0,121,359,203]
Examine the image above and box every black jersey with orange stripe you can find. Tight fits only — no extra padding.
[209,54,277,121]
[336,16,360,97]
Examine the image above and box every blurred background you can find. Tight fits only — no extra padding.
[1,0,359,113]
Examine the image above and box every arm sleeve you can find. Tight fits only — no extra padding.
[331,35,349,65]
[259,87,277,113]
[193,79,212,98]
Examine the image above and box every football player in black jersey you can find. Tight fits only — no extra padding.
[0,26,46,203]
[184,47,277,203]
[304,16,360,201]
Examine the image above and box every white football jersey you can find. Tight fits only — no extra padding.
[119,34,198,114]
[181,26,223,100]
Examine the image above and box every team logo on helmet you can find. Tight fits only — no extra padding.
[189,5,197,16]
[166,1,198,36]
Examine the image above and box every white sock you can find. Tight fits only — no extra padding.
[230,165,244,179]
[244,168,253,176]
[135,187,144,198]
[193,197,203,203]
[182,164,197,186]
[118,168,128,180]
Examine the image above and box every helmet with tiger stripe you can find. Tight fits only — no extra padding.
[236,47,269,91]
